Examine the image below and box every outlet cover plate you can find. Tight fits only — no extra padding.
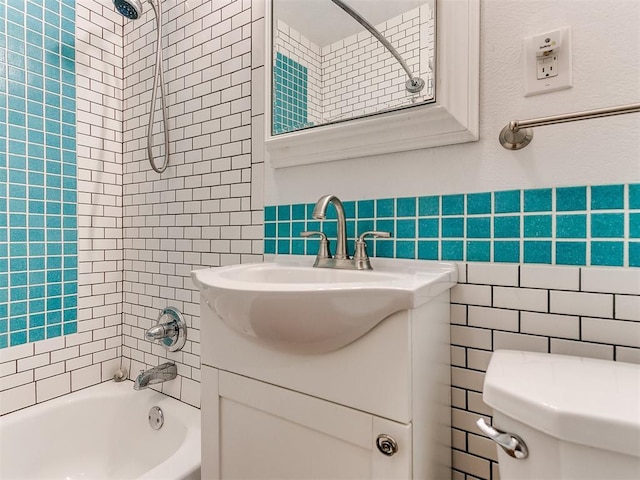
[524,27,572,97]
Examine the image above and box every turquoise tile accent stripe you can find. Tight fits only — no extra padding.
[265,184,640,268]
[0,0,77,349]
[273,52,309,134]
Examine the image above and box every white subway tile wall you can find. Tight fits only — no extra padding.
[322,5,434,122]
[273,4,434,126]
[581,267,640,295]
[451,262,640,479]
[520,264,580,290]
[120,0,263,407]
[0,0,123,415]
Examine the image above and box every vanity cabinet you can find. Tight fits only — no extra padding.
[195,257,456,480]
[202,366,412,479]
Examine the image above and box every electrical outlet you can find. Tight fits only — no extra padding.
[537,53,558,79]
[524,27,572,96]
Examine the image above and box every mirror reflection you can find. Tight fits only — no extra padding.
[272,0,436,135]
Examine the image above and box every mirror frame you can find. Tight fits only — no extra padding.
[265,0,480,169]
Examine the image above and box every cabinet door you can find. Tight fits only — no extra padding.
[202,366,412,480]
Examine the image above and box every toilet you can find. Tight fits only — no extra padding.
[480,350,640,480]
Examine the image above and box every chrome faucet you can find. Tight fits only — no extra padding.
[133,362,177,390]
[302,194,391,270]
[312,194,349,260]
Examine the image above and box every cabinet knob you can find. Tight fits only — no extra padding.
[376,434,398,456]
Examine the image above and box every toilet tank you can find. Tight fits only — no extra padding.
[482,351,640,480]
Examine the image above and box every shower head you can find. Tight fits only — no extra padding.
[113,0,144,20]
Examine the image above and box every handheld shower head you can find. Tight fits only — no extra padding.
[113,0,144,20]
[114,0,170,173]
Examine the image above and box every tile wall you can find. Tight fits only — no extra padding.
[266,184,640,479]
[0,0,123,414]
[266,184,640,267]
[273,52,309,134]
[121,0,264,407]
[115,0,638,476]
[450,263,640,479]
[321,4,434,122]
[0,0,78,348]
[273,21,321,129]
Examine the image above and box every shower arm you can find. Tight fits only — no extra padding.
[330,0,425,93]
[147,0,170,173]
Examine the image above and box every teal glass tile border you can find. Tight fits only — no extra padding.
[0,0,77,349]
[265,183,640,268]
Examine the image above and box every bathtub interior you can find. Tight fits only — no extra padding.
[0,381,199,480]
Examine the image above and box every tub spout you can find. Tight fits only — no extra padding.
[134,362,177,390]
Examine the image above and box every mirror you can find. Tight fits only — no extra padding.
[271,0,435,135]
[265,0,479,168]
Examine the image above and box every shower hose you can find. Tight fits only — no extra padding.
[147,0,169,173]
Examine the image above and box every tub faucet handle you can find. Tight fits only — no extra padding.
[144,306,187,352]
[145,322,178,341]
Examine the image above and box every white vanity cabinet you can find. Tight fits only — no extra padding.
[202,366,413,479]
[194,257,456,480]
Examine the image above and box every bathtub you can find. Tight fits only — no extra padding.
[0,380,201,480]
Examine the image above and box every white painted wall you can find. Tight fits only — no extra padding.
[266,0,640,205]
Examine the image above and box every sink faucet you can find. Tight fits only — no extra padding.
[303,195,391,270]
[133,362,177,390]
[312,194,349,260]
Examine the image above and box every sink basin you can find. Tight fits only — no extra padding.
[192,255,457,354]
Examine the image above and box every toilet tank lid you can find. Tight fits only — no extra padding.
[483,350,640,459]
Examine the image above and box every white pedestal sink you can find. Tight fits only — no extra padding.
[193,255,457,480]
[191,255,457,354]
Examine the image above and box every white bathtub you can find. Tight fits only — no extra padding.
[0,380,201,480]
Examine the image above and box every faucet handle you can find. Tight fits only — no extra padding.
[144,306,187,352]
[300,231,332,261]
[354,231,392,270]
[357,231,392,242]
[145,322,177,341]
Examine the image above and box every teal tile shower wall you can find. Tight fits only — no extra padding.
[273,52,309,134]
[265,184,640,268]
[0,0,77,349]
